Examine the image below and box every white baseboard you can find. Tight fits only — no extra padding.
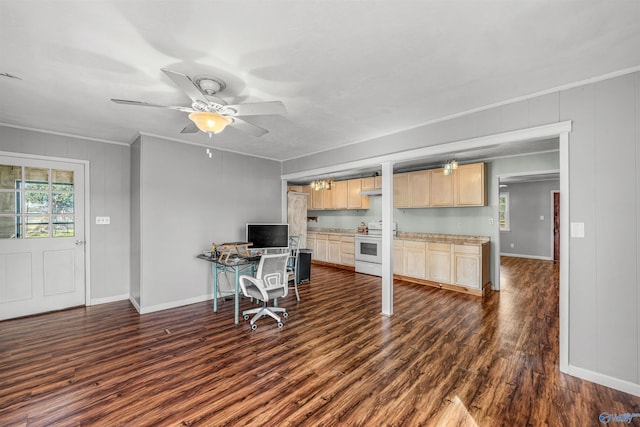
[566,364,640,397]
[89,293,129,306]
[137,294,213,315]
[129,296,141,313]
[500,252,553,261]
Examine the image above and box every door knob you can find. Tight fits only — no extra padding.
[75,240,85,246]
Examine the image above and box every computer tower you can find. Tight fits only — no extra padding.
[297,249,312,283]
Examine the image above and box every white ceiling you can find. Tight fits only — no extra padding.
[1,1,640,162]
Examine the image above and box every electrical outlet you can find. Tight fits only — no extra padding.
[510,243,515,248]
[540,215,545,220]
[96,216,110,225]
[489,217,494,225]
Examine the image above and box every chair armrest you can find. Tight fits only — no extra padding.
[239,275,269,300]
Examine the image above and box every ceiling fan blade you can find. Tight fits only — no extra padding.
[111,99,194,113]
[180,121,199,134]
[223,100,286,117]
[161,68,208,105]
[229,117,269,137]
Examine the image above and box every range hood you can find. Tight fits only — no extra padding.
[360,189,382,196]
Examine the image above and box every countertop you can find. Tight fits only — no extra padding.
[307,228,490,245]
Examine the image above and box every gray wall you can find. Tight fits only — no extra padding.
[0,125,131,302]
[286,72,640,389]
[133,135,282,311]
[499,179,559,259]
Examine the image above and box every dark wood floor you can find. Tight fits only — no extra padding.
[2,257,640,426]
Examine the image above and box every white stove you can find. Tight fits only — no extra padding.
[355,221,396,276]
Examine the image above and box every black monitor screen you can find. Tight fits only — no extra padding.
[246,223,289,249]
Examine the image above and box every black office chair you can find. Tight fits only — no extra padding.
[239,253,290,329]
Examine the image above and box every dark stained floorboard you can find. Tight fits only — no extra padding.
[1,257,639,426]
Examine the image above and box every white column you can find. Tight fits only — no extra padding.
[381,161,394,316]
[281,179,288,224]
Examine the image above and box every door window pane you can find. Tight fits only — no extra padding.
[0,165,21,190]
[25,167,49,190]
[53,193,74,214]
[53,215,74,237]
[52,170,74,191]
[0,216,20,238]
[0,192,19,214]
[25,192,49,214]
[25,216,49,238]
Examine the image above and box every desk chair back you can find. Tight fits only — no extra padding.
[240,253,290,329]
[287,235,301,301]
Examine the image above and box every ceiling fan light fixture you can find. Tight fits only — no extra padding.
[188,111,231,134]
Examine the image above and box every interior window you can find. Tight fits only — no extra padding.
[499,192,510,231]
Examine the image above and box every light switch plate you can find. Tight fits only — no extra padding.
[571,222,585,238]
[96,216,110,225]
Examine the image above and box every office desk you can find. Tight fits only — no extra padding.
[197,255,260,324]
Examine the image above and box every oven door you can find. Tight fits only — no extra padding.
[355,236,382,264]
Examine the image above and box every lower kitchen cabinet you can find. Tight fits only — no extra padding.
[340,236,355,266]
[393,238,490,296]
[309,232,356,270]
[393,240,404,275]
[327,235,341,264]
[427,242,452,283]
[403,240,426,279]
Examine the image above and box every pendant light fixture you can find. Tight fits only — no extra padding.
[310,179,333,191]
[443,159,459,175]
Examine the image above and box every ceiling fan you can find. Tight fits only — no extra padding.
[111,68,286,137]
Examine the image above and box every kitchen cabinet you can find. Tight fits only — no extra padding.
[409,170,430,208]
[327,235,341,264]
[393,173,410,208]
[348,179,370,209]
[322,188,334,210]
[333,180,348,210]
[430,168,454,206]
[427,242,452,283]
[403,240,427,279]
[363,176,383,190]
[307,233,317,259]
[340,235,355,266]
[392,236,489,296]
[455,163,486,206]
[310,188,323,210]
[453,245,481,289]
[313,234,328,262]
[393,240,404,275]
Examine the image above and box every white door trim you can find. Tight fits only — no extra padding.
[0,150,91,306]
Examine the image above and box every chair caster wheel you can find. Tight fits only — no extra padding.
[277,322,284,328]
[282,312,288,318]
[251,324,257,330]
[243,314,249,320]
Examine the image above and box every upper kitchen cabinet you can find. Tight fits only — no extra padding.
[348,179,370,209]
[362,176,383,190]
[409,169,430,208]
[308,178,370,211]
[430,168,454,207]
[454,163,487,206]
[393,173,410,208]
[333,180,349,209]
